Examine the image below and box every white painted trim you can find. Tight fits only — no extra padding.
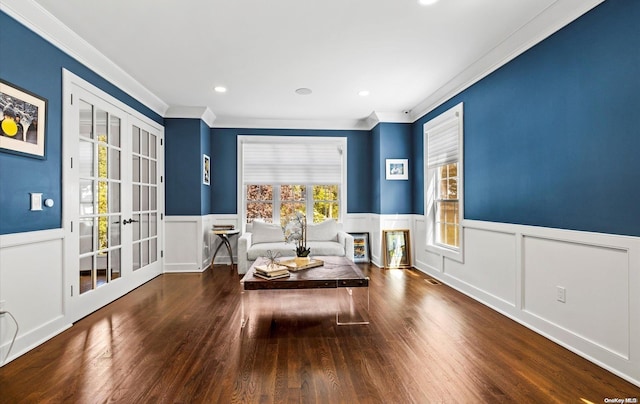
[1,0,169,117]
[423,103,464,263]
[2,1,605,130]
[409,0,606,122]
[214,112,410,131]
[165,106,217,128]
[0,228,63,248]
[165,216,204,273]
[62,69,165,323]
[214,116,373,131]
[62,70,164,132]
[236,136,348,232]
[412,217,640,387]
[1,317,71,366]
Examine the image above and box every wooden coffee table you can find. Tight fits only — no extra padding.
[240,256,369,326]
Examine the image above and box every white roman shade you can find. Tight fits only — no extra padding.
[241,137,345,184]
[426,115,460,168]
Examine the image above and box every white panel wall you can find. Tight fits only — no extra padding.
[164,217,202,272]
[0,230,71,365]
[522,236,629,359]
[414,217,640,387]
[165,215,241,273]
[445,227,517,307]
[4,215,639,386]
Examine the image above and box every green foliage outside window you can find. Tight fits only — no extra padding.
[312,185,339,223]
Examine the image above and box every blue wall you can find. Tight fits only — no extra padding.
[0,11,162,235]
[3,0,638,237]
[371,125,382,214]
[200,120,212,215]
[164,118,211,215]
[375,123,412,214]
[411,0,640,236]
[210,128,372,215]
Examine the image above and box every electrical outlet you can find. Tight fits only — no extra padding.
[556,286,566,303]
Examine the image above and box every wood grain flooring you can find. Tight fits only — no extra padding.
[1,263,638,403]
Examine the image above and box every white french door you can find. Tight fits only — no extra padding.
[63,71,164,322]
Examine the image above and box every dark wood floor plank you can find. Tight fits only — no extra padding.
[1,263,638,403]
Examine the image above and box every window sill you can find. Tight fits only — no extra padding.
[426,242,464,264]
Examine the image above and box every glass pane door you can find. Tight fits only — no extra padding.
[131,125,159,271]
[78,101,123,294]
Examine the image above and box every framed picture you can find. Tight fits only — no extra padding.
[0,79,47,158]
[382,229,411,269]
[386,159,408,180]
[350,232,370,263]
[203,154,210,185]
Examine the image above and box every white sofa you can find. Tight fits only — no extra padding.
[237,219,354,274]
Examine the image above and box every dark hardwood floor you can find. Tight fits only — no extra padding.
[1,263,638,403]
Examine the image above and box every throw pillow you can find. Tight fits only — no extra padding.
[307,219,338,242]
[251,220,285,244]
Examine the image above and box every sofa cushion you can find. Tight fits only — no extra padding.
[307,219,338,242]
[246,241,345,261]
[251,220,284,244]
[306,240,345,256]
[247,242,297,260]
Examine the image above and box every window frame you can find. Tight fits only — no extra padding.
[238,135,347,231]
[424,103,464,262]
[434,163,459,249]
[244,183,342,226]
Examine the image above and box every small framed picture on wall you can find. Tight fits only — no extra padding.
[203,154,210,185]
[386,159,408,180]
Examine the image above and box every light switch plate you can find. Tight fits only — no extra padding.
[30,193,43,211]
[556,286,566,303]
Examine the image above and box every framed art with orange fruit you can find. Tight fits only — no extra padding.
[0,79,47,158]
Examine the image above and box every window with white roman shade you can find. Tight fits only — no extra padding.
[424,103,464,262]
[427,116,459,169]
[238,136,347,228]
[242,138,344,185]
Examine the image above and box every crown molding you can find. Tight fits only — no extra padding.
[409,0,606,122]
[2,0,605,130]
[165,106,217,128]
[1,0,169,116]
[212,116,373,131]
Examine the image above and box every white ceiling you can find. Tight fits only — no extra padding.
[10,0,603,128]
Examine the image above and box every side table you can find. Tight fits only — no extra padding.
[211,229,240,269]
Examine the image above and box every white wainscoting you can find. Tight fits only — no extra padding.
[164,216,203,272]
[0,229,72,365]
[413,217,640,387]
[165,215,241,273]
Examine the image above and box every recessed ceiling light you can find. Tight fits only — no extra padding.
[214,86,227,93]
[418,0,439,5]
[358,90,370,97]
[295,88,313,95]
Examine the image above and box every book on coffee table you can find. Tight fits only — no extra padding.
[253,271,290,280]
[254,264,290,278]
[278,258,324,271]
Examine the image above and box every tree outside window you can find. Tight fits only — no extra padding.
[246,184,340,225]
[246,185,273,223]
[435,163,459,248]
